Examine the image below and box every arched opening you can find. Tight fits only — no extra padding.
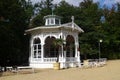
[44,36,58,57]
[66,35,75,57]
[33,38,41,58]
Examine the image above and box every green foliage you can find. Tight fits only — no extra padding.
[29,0,53,27]
[79,0,102,31]
[54,0,76,23]
[1,0,120,66]
[0,0,30,66]
[29,0,120,60]
[78,0,102,59]
[30,14,44,27]
[53,38,65,62]
[99,4,120,59]
[53,38,65,47]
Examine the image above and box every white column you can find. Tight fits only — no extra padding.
[77,50,81,67]
[61,45,64,60]
[29,46,33,67]
[74,35,78,58]
[63,41,67,68]
[75,35,81,67]
[41,43,44,62]
[75,43,78,57]
[29,38,33,63]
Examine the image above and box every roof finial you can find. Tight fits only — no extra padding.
[71,16,74,29]
[52,8,54,15]
[52,5,55,15]
[71,16,74,23]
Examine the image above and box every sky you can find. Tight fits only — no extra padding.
[31,0,120,8]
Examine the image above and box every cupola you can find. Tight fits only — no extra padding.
[44,15,61,26]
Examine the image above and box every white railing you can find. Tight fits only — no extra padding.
[31,58,42,62]
[66,57,77,62]
[30,57,78,62]
[88,58,107,63]
[44,58,57,62]
[82,58,107,67]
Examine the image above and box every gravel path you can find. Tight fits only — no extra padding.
[0,60,120,80]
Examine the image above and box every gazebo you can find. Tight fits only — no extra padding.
[26,15,84,68]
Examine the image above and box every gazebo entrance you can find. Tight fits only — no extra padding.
[66,35,75,57]
[44,36,58,58]
[43,35,77,64]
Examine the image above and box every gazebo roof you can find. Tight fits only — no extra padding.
[25,22,84,33]
[43,15,61,19]
[61,22,84,32]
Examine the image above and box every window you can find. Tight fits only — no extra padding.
[55,19,59,24]
[33,38,41,58]
[47,19,49,25]
[51,18,54,24]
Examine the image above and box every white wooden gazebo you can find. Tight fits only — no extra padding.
[26,15,84,68]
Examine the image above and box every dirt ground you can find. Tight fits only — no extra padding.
[0,60,120,80]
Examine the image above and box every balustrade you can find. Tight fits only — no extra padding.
[44,58,57,62]
[31,58,42,61]
[66,57,77,62]
[31,57,78,62]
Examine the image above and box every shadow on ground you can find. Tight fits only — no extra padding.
[0,72,3,77]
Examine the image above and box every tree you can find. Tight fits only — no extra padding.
[99,4,120,59]
[54,0,76,24]
[53,38,65,62]
[30,0,77,27]
[78,0,103,59]
[0,0,31,66]
[30,1,120,60]
[30,0,53,27]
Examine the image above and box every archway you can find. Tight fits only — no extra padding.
[44,36,58,57]
[66,35,75,57]
[33,38,41,58]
